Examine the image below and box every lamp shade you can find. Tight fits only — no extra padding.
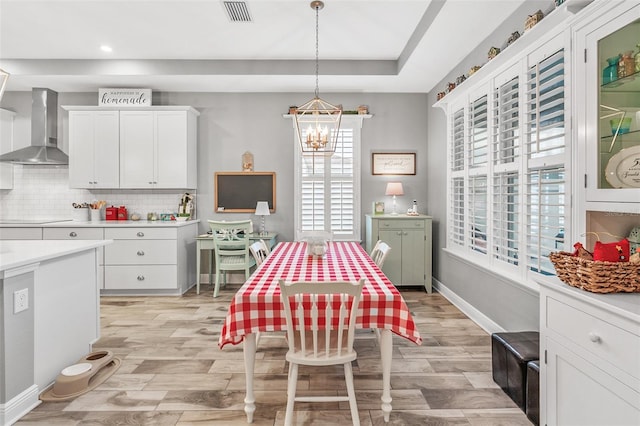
[255,201,271,216]
[385,182,404,196]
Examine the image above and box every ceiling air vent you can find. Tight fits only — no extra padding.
[223,1,252,23]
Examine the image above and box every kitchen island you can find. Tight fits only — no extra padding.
[0,239,109,425]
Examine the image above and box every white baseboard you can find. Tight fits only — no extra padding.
[0,385,41,425]
[433,277,505,335]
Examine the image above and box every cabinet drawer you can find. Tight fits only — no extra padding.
[104,265,177,289]
[378,220,425,229]
[547,296,639,380]
[0,227,43,240]
[43,227,104,240]
[105,240,176,264]
[105,227,176,240]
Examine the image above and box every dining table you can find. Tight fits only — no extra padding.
[218,241,422,423]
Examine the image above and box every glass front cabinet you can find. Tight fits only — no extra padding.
[576,1,640,207]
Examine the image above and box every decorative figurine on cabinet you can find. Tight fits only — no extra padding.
[507,31,520,46]
[437,91,446,100]
[456,74,466,86]
[525,10,544,31]
[447,82,456,92]
[469,65,482,76]
[488,46,501,59]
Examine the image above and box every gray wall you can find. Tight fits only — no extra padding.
[425,1,556,332]
[2,91,429,242]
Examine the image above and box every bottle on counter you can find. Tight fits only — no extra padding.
[412,200,418,213]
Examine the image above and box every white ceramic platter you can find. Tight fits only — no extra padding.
[604,145,640,188]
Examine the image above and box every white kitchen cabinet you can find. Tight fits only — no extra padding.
[67,110,120,188]
[539,279,640,426]
[574,1,640,210]
[0,227,43,240]
[119,108,198,189]
[103,224,197,294]
[365,214,432,292]
[0,108,16,189]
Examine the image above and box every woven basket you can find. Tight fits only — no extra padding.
[550,251,640,293]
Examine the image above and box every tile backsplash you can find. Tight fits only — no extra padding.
[0,165,194,220]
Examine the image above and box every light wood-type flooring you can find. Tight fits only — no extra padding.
[17,286,532,425]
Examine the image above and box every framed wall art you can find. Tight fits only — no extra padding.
[372,152,416,175]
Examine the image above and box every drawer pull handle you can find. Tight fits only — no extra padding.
[137,275,145,281]
[137,250,145,256]
[137,232,144,237]
[69,232,77,237]
[589,333,601,343]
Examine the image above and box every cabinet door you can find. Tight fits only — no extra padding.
[120,111,155,188]
[155,110,188,188]
[544,338,640,426]
[93,111,120,187]
[0,109,15,189]
[69,110,119,188]
[402,228,425,284]
[378,229,402,285]
[580,3,640,202]
[68,111,95,188]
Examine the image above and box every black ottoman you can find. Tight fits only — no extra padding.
[526,360,540,425]
[491,331,539,410]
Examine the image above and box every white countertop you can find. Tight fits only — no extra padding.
[0,240,111,273]
[0,219,200,228]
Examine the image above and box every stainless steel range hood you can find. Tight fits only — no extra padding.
[0,88,69,165]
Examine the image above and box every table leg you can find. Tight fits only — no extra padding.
[243,333,257,423]
[196,241,201,294]
[380,329,392,422]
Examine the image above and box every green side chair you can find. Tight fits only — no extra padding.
[208,219,256,298]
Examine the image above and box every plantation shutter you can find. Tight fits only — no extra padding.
[450,107,466,248]
[525,49,565,162]
[297,120,360,240]
[526,167,565,275]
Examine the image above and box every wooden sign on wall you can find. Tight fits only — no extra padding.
[99,88,152,107]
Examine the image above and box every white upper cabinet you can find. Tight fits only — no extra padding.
[0,108,16,189]
[64,106,199,190]
[68,110,120,188]
[120,109,198,189]
[574,1,640,208]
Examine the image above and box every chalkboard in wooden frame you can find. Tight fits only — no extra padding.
[214,172,276,213]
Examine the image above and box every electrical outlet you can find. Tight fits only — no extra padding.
[14,288,29,314]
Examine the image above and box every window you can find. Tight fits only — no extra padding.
[443,32,569,286]
[294,116,363,241]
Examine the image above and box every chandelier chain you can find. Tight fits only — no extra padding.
[314,3,319,98]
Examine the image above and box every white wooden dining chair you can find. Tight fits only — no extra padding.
[278,278,364,426]
[208,220,255,298]
[249,241,268,266]
[370,240,391,268]
[259,239,271,255]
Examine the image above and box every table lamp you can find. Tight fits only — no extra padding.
[255,201,271,236]
[385,182,404,215]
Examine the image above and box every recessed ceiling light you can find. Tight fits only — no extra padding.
[100,45,113,53]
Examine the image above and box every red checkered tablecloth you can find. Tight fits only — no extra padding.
[219,241,422,348]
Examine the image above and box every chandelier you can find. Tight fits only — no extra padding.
[294,0,342,156]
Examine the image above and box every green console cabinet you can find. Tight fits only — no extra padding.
[365,214,432,292]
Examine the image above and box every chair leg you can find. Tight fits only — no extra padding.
[213,269,220,298]
[344,361,360,426]
[284,362,298,426]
